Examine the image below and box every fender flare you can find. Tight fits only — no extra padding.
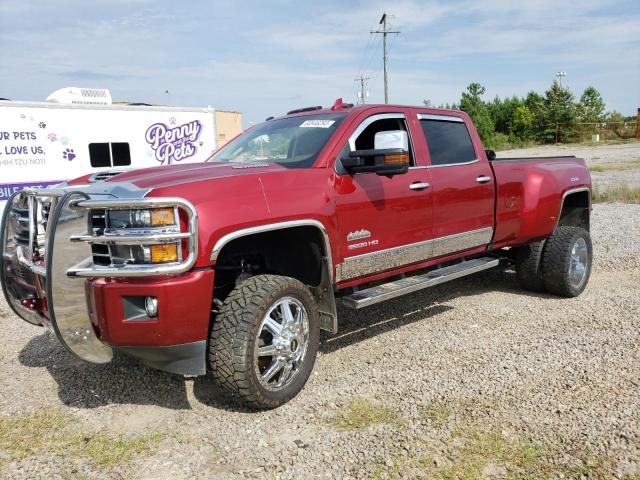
[209,219,338,333]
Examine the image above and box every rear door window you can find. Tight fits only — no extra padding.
[420,118,476,166]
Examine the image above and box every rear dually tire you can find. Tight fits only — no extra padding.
[541,226,592,297]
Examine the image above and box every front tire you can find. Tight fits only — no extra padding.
[208,274,320,409]
[541,226,592,297]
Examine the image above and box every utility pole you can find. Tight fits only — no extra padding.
[556,71,566,89]
[354,75,370,104]
[371,13,399,104]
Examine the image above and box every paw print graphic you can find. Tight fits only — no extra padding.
[60,137,69,146]
[48,133,58,142]
[38,121,46,129]
[169,116,177,125]
[62,148,76,161]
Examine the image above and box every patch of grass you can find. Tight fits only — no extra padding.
[416,427,550,480]
[592,183,640,203]
[328,399,403,430]
[422,402,452,428]
[589,159,640,173]
[0,410,164,470]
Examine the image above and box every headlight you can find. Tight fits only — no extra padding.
[89,207,183,266]
[108,208,176,229]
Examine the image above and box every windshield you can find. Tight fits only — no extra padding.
[208,113,346,169]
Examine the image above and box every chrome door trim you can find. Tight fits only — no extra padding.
[210,219,333,283]
[409,182,430,190]
[417,113,464,123]
[336,227,493,282]
[431,227,493,258]
[476,175,492,183]
[427,159,479,168]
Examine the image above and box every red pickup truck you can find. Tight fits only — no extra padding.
[1,100,592,408]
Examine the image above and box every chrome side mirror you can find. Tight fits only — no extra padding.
[374,130,409,150]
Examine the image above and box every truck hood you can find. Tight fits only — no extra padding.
[100,162,287,190]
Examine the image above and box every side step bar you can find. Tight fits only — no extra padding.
[340,257,500,310]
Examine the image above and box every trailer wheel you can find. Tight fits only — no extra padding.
[514,240,547,293]
[541,226,592,297]
[208,274,320,409]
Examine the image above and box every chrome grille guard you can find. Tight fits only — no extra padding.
[0,188,198,364]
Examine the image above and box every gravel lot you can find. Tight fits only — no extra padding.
[498,142,640,191]
[1,185,639,477]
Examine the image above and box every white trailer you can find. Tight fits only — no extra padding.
[0,88,223,210]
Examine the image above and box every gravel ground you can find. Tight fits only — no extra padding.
[498,142,640,190]
[1,205,639,479]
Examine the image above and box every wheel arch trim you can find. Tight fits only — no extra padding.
[210,219,334,283]
[555,187,591,231]
[209,219,338,333]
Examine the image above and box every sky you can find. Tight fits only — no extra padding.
[0,0,639,125]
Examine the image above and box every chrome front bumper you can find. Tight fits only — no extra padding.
[0,188,198,364]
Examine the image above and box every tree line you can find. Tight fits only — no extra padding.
[425,81,635,149]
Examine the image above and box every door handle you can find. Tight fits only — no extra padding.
[476,175,492,184]
[409,182,430,191]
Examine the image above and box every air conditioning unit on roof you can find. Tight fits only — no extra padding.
[46,87,112,105]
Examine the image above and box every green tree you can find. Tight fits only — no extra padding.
[538,80,577,143]
[488,95,523,135]
[577,87,605,123]
[510,105,534,140]
[605,110,626,137]
[459,83,495,146]
[605,110,625,123]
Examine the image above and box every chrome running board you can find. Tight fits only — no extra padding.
[340,257,500,309]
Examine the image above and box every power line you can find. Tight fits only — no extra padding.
[361,33,382,76]
[371,12,400,104]
[354,75,370,104]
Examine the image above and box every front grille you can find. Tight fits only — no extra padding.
[90,209,108,265]
[10,205,30,246]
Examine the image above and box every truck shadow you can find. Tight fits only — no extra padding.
[319,268,543,354]
[18,333,192,410]
[17,268,547,411]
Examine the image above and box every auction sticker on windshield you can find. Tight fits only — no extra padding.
[299,120,335,128]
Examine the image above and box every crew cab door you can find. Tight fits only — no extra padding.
[332,112,433,282]
[416,113,495,257]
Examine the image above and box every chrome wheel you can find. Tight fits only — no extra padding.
[568,237,588,288]
[254,296,310,391]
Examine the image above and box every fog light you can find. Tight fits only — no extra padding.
[145,296,158,318]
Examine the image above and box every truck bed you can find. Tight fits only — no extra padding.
[489,155,590,248]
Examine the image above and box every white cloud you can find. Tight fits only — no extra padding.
[0,0,638,121]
